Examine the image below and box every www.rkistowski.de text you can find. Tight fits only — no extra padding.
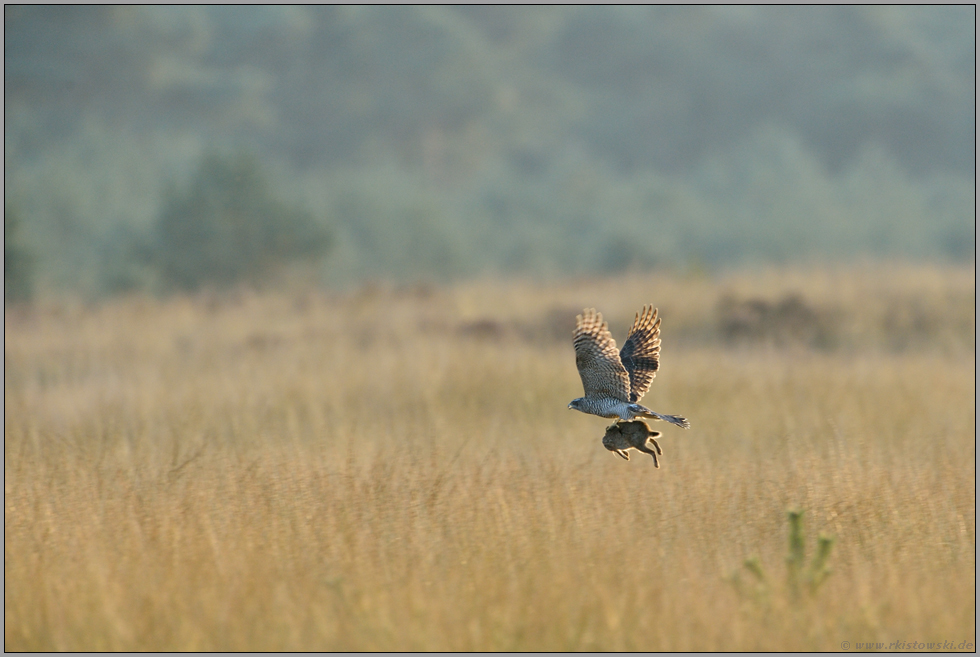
[841,640,973,651]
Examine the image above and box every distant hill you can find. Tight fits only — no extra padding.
[4,6,975,294]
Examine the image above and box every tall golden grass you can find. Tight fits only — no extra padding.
[5,263,975,651]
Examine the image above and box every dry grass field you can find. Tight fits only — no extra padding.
[4,263,976,651]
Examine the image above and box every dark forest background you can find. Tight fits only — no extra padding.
[5,6,975,298]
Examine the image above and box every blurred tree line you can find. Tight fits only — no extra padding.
[5,207,33,302]
[155,154,330,291]
[4,6,975,298]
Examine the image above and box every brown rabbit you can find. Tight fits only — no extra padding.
[602,420,664,467]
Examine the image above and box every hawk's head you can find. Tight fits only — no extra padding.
[567,398,585,411]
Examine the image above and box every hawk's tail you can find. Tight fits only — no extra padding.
[628,404,691,429]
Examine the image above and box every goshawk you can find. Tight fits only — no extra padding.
[568,306,690,429]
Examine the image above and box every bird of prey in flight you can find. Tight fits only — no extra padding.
[568,306,690,429]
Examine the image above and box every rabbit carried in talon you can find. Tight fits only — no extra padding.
[602,420,664,467]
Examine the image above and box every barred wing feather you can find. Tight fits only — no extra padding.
[619,305,662,403]
[572,308,631,402]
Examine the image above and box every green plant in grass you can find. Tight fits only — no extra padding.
[729,509,836,604]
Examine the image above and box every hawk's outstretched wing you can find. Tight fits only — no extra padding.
[573,309,631,402]
[619,305,661,403]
